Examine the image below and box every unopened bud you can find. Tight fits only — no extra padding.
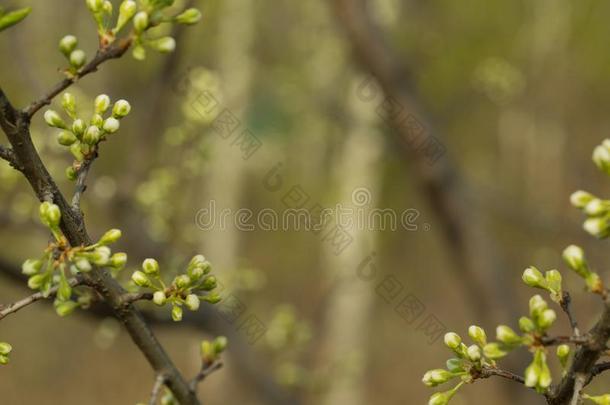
[142,258,159,275]
[202,292,221,304]
[422,369,454,387]
[55,300,78,317]
[185,294,200,311]
[69,49,86,69]
[94,94,110,113]
[22,259,42,275]
[0,342,12,355]
[110,252,127,269]
[496,325,522,346]
[171,305,183,322]
[39,201,61,228]
[91,113,104,128]
[153,291,166,306]
[201,275,217,291]
[446,358,465,373]
[174,275,190,289]
[444,332,462,350]
[483,343,508,360]
[522,267,546,289]
[582,394,610,404]
[102,1,112,14]
[103,117,120,133]
[593,143,610,174]
[537,309,557,330]
[112,99,131,118]
[72,119,86,137]
[75,258,92,272]
[99,228,122,245]
[92,246,111,265]
[83,125,101,145]
[562,245,588,275]
[59,35,77,56]
[175,8,202,25]
[213,336,228,354]
[570,190,595,209]
[519,316,536,333]
[115,0,137,32]
[87,0,104,12]
[468,325,487,346]
[133,11,148,32]
[61,93,76,118]
[28,274,47,290]
[584,217,610,239]
[57,131,77,146]
[150,37,176,53]
[44,110,66,129]
[557,344,570,368]
[466,345,482,362]
[132,270,150,287]
[585,198,609,216]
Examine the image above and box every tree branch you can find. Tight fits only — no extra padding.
[189,360,223,392]
[0,144,20,170]
[0,277,83,320]
[71,146,99,212]
[24,38,132,119]
[560,292,580,336]
[0,82,199,404]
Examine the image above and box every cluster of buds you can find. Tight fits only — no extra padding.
[130,255,221,321]
[0,342,12,365]
[562,245,604,293]
[84,0,201,60]
[58,35,87,72]
[43,93,130,180]
[200,336,228,365]
[522,266,563,303]
[23,202,127,316]
[570,189,610,238]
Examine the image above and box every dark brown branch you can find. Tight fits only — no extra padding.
[478,367,551,401]
[541,335,590,347]
[24,38,132,119]
[560,292,580,336]
[0,84,199,403]
[71,147,98,212]
[0,144,19,169]
[549,298,610,405]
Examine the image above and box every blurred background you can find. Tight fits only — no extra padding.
[1,0,610,404]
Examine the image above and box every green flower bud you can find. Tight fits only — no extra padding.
[202,292,221,304]
[522,267,546,289]
[87,0,104,13]
[75,258,92,272]
[584,198,609,216]
[92,246,111,265]
[545,270,562,295]
[524,359,540,388]
[562,245,588,276]
[132,45,146,60]
[99,228,122,245]
[557,344,570,368]
[0,342,12,355]
[188,266,204,281]
[91,113,104,128]
[58,273,72,301]
[584,217,610,239]
[69,49,86,69]
[483,343,508,360]
[44,110,66,129]
[519,316,536,333]
[142,258,159,275]
[110,252,127,269]
[189,255,206,266]
[570,190,595,209]
[61,93,77,118]
[28,273,47,290]
[102,1,112,14]
[445,358,465,373]
[200,340,214,361]
[174,274,190,289]
[70,142,84,161]
[153,291,166,306]
[150,37,176,53]
[66,166,78,181]
[0,354,9,365]
[593,143,610,174]
[537,309,557,330]
[59,35,77,57]
[468,325,487,346]
[22,259,43,275]
[39,201,61,228]
[171,305,183,322]
[103,117,120,133]
[529,295,548,318]
[496,325,522,346]
[115,0,137,33]
[94,94,111,114]
[466,344,481,362]
[422,369,454,387]
[83,125,101,145]
[132,270,150,287]
[213,336,228,354]
[57,130,77,146]
[72,119,86,137]
[585,272,604,293]
[133,11,148,32]
[55,300,79,317]
[444,332,462,350]
[185,294,200,311]
[175,8,202,25]
[201,275,217,291]
[428,384,463,405]
[112,99,131,118]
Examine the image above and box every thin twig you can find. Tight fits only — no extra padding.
[189,360,223,392]
[0,277,82,320]
[24,38,132,119]
[541,335,590,347]
[561,292,580,336]
[150,374,167,405]
[569,374,586,405]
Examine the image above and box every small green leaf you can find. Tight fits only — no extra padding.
[0,7,32,32]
